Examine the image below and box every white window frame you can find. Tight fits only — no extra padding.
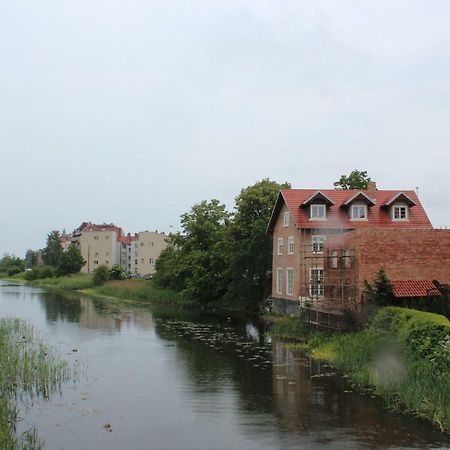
[350,204,368,221]
[310,204,326,220]
[309,268,324,298]
[276,268,283,295]
[283,211,290,227]
[277,238,284,255]
[287,236,294,255]
[312,235,325,254]
[286,268,294,296]
[392,203,409,221]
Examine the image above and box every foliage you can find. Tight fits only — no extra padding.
[32,274,94,290]
[154,179,290,309]
[23,265,56,281]
[363,267,394,306]
[0,255,25,275]
[270,317,309,339]
[311,307,450,432]
[109,264,127,280]
[92,265,110,286]
[224,179,290,307]
[43,230,63,267]
[333,170,371,190]
[154,199,231,304]
[57,244,85,276]
[24,249,39,269]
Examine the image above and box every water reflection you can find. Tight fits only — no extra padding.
[0,281,449,449]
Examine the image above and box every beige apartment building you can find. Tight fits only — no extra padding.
[72,223,167,276]
[72,223,123,274]
[125,231,167,276]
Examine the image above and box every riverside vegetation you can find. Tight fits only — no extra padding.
[0,318,70,449]
[273,307,450,433]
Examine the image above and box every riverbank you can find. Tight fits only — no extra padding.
[0,318,70,449]
[303,307,450,433]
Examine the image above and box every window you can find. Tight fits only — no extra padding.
[276,268,283,294]
[95,252,99,257]
[105,235,110,240]
[135,243,138,248]
[331,250,338,268]
[135,259,138,264]
[288,236,294,255]
[94,236,99,241]
[149,258,154,264]
[286,268,294,296]
[141,242,144,247]
[343,249,352,268]
[351,204,368,220]
[141,258,145,263]
[283,211,290,227]
[105,260,109,265]
[93,260,99,265]
[392,204,408,220]
[310,204,326,220]
[309,268,324,297]
[277,238,284,255]
[312,235,325,253]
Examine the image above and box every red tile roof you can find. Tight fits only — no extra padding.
[392,280,441,298]
[267,188,432,232]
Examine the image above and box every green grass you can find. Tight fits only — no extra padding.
[270,317,310,340]
[0,318,71,449]
[83,279,197,307]
[32,274,94,290]
[310,307,450,432]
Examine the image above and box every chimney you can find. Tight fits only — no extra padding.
[367,181,377,191]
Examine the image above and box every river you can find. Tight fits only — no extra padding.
[0,281,449,449]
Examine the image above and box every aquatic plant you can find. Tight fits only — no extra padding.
[0,318,71,449]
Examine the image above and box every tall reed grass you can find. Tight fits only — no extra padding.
[312,307,450,432]
[0,318,71,449]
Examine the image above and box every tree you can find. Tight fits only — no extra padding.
[43,231,63,267]
[154,199,231,303]
[57,244,85,276]
[364,267,394,306]
[25,249,38,269]
[0,254,25,275]
[225,179,291,307]
[334,170,371,190]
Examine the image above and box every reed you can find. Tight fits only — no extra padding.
[0,318,71,449]
[311,307,450,432]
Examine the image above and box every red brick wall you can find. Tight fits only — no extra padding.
[327,229,450,300]
[271,204,302,300]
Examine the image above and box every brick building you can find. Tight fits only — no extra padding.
[266,183,449,324]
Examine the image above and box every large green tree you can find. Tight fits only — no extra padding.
[0,254,25,275]
[24,249,38,269]
[154,199,231,303]
[224,179,290,307]
[334,170,371,190]
[57,244,85,276]
[43,231,63,267]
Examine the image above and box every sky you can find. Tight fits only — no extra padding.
[1,0,450,257]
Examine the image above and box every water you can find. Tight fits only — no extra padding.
[0,281,449,449]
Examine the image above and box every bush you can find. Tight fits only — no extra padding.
[7,266,22,276]
[23,265,55,281]
[109,264,127,280]
[93,265,110,286]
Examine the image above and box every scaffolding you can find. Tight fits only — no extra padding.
[298,230,358,330]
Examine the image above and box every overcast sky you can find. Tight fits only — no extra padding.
[1,0,450,257]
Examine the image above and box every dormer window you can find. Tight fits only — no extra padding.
[351,204,368,221]
[310,204,326,220]
[383,193,415,222]
[301,191,334,221]
[392,203,408,220]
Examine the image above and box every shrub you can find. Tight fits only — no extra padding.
[93,265,110,286]
[109,264,127,280]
